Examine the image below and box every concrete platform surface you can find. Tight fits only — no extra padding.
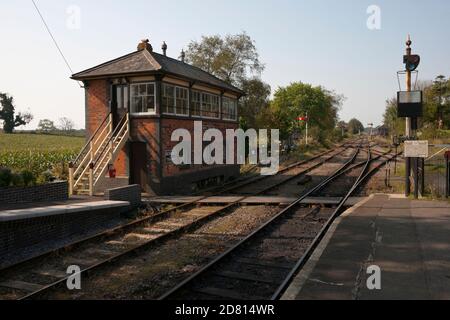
[0,200,130,222]
[282,194,450,300]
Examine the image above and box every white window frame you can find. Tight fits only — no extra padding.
[222,96,238,121]
[130,82,156,115]
[190,90,202,118]
[190,90,220,119]
[162,83,189,117]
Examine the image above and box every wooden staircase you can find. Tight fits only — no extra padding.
[69,113,130,196]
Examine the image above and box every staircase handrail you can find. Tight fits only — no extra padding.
[70,112,112,167]
[93,113,129,169]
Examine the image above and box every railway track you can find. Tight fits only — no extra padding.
[0,142,359,300]
[159,144,398,300]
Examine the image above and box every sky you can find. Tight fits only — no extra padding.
[1,0,449,130]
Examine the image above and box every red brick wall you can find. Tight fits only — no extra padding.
[130,118,161,184]
[86,80,128,176]
[161,118,238,177]
[86,80,109,137]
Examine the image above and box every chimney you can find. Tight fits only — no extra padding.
[137,39,153,52]
[162,41,167,56]
[180,49,186,63]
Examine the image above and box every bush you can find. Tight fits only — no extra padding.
[11,172,24,187]
[0,167,13,187]
[37,170,55,185]
[21,170,36,186]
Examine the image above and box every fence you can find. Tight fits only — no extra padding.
[423,146,449,198]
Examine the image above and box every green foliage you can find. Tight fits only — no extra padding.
[185,32,264,86]
[0,93,33,133]
[383,75,450,135]
[239,78,271,130]
[348,118,364,134]
[0,167,13,187]
[37,119,57,133]
[0,133,83,179]
[21,170,36,186]
[263,82,343,142]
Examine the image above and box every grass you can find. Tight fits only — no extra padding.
[0,133,84,152]
[0,133,84,177]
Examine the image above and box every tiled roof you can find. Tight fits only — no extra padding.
[72,48,244,95]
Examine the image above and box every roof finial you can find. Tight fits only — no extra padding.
[406,34,412,48]
[162,41,167,56]
[137,39,153,52]
[180,49,186,63]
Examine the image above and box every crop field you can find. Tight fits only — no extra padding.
[0,133,84,176]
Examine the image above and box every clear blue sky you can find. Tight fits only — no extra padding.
[1,0,449,129]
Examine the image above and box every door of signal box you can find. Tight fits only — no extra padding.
[111,84,129,128]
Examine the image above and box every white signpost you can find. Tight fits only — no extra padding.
[404,141,429,158]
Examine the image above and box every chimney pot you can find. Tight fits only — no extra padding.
[137,39,153,52]
[162,41,168,56]
[180,49,186,63]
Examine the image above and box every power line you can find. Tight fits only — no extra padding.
[31,0,83,88]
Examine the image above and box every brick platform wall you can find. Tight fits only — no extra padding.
[104,184,141,209]
[0,181,68,205]
[0,207,122,259]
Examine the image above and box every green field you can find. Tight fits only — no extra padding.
[0,133,84,177]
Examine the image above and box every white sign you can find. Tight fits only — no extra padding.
[404,141,428,158]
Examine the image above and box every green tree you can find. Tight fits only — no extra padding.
[37,119,57,133]
[431,75,448,129]
[348,118,364,135]
[185,32,264,86]
[238,78,271,130]
[268,82,343,143]
[0,93,33,133]
[383,97,404,136]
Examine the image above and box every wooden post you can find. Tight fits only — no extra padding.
[89,163,94,197]
[90,141,94,162]
[109,113,113,133]
[68,162,74,196]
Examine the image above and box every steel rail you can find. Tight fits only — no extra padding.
[15,145,357,300]
[271,148,400,300]
[0,143,352,280]
[1,144,351,277]
[158,147,363,300]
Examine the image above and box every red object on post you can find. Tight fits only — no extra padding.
[108,165,117,178]
[445,151,450,160]
[297,116,308,122]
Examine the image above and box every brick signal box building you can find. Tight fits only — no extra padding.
[70,39,244,196]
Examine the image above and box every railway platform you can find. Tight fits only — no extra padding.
[282,194,450,300]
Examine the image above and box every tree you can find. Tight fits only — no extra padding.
[185,32,264,86]
[268,82,343,143]
[37,119,57,133]
[238,78,271,130]
[432,75,448,129]
[59,117,75,132]
[0,93,33,133]
[348,118,364,135]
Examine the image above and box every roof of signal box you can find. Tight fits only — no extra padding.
[71,40,245,95]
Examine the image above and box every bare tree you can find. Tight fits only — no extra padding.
[59,117,75,132]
